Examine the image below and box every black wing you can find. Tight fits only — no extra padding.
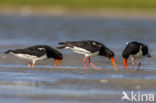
[59,40,105,53]
[8,46,46,57]
[122,43,140,58]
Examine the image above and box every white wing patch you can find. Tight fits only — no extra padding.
[92,42,96,45]
[38,48,45,51]
[98,44,102,47]
[92,42,102,47]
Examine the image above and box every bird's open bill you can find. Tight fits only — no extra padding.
[110,57,118,70]
[123,58,127,70]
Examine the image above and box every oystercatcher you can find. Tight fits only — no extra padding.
[57,40,117,70]
[122,41,151,71]
[5,45,63,68]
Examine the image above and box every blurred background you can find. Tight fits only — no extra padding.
[0,0,156,103]
[0,0,156,48]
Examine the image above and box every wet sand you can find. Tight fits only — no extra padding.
[0,53,156,103]
[0,67,156,103]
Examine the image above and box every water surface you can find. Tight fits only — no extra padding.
[0,15,156,103]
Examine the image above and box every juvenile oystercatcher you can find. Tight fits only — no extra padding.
[5,45,63,68]
[57,40,117,70]
[122,41,151,71]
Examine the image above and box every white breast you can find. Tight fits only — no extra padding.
[11,53,47,63]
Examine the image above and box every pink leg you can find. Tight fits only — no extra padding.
[84,56,88,69]
[87,58,98,70]
[28,64,31,68]
[28,62,32,68]
[32,64,35,69]
[138,62,141,71]
[130,60,135,71]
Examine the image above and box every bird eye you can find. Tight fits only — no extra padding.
[110,52,113,55]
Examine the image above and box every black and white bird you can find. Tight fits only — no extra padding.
[5,45,63,68]
[57,40,117,70]
[122,41,151,71]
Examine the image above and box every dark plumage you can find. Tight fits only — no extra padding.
[122,41,151,71]
[5,45,63,68]
[57,40,117,70]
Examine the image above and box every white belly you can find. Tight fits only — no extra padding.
[68,46,99,57]
[11,53,47,62]
[85,51,99,57]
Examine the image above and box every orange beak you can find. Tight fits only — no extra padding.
[58,60,61,68]
[54,59,61,68]
[54,59,58,68]
[123,58,127,70]
[110,57,118,70]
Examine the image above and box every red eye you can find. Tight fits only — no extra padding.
[110,53,112,55]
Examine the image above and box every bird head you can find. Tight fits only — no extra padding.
[99,47,117,70]
[58,54,63,60]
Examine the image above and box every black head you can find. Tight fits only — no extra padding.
[122,50,129,59]
[40,45,63,60]
[99,46,117,70]
[99,46,114,58]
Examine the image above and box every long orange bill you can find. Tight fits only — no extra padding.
[110,57,118,70]
[58,60,61,68]
[123,58,127,70]
[54,60,58,68]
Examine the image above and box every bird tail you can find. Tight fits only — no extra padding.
[147,54,151,57]
[58,42,66,45]
[4,50,12,54]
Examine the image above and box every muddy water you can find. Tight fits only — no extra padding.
[0,15,156,103]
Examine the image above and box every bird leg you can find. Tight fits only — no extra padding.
[58,60,61,68]
[137,62,141,71]
[32,61,36,69]
[83,56,88,69]
[131,60,135,71]
[54,60,58,68]
[28,62,32,68]
[87,58,98,70]
[32,64,35,69]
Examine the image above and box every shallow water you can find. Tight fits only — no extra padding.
[0,15,156,103]
[0,15,156,48]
